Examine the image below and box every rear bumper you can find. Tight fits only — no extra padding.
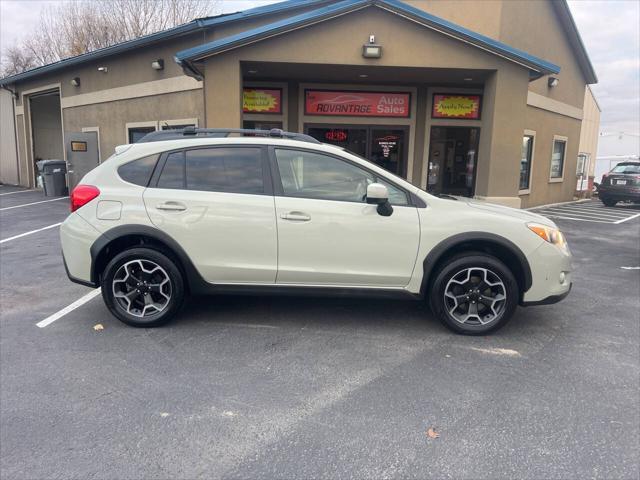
[62,254,98,287]
[60,212,101,286]
[598,186,640,201]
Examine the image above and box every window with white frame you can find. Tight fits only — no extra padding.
[520,134,534,191]
[550,137,567,179]
[126,121,158,144]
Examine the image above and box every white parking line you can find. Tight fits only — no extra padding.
[0,222,62,244]
[0,197,68,211]
[538,208,628,221]
[36,288,102,328]
[538,215,613,224]
[615,213,640,224]
[541,206,631,218]
[621,266,640,270]
[0,189,37,196]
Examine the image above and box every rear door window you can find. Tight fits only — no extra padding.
[157,151,185,189]
[185,147,264,194]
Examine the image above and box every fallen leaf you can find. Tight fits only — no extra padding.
[426,427,440,439]
[93,324,104,331]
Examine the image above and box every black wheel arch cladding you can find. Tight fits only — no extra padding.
[420,232,533,297]
[90,224,208,294]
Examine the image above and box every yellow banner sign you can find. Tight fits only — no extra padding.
[432,94,481,119]
[243,88,282,113]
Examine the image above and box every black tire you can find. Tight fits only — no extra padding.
[101,247,185,327]
[429,253,519,335]
[601,196,617,207]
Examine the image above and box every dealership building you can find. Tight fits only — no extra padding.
[0,0,598,208]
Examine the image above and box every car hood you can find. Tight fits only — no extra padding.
[462,198,556,226]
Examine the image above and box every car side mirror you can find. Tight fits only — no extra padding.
[366,183,393,217]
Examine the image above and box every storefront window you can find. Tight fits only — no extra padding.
[305,126,407,177]
[550,138,566,179]
[520,135,534,190]
[427,127,479,197]
[243,120,283,131]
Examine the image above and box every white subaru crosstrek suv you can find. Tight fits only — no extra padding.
[61,128,572,335]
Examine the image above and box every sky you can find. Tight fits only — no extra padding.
[1,0,638,135]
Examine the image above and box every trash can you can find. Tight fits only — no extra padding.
[36,159,68,197]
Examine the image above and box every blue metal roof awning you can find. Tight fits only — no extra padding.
[0,0,329,86]
[175,0,561,79]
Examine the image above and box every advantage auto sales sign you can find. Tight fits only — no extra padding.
[305,90,410,118]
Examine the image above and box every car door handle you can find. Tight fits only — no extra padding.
[156,202,187,212]
[280,211,311,222]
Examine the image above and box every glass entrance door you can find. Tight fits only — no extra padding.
[305,125,408,178]
[427,127,480,197]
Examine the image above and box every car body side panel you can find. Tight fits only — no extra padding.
[405,197,550,295]
[143,188,278,283]
[274,197,420,286]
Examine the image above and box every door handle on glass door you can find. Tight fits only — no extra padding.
[280,212,311,222]
[157,201,187,212]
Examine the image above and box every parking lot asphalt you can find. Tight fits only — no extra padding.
[1,185,638,479]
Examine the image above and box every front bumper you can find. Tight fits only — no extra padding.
[521,283,571,306]
[520,240,572,305]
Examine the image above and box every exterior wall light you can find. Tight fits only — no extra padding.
[151,59,164,70]
[70,77,80,87]
[362,34,382,58]
[548,76,559,88]
[97,66,108,73]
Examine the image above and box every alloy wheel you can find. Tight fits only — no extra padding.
[443,267,507,326]
[112,259,172,317]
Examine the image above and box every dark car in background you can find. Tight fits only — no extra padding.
[598,161,640,207]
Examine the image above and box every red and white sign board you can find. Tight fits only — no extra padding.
[305,90,410,117]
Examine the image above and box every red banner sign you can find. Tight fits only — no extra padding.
[432,94,481,119]
[243,88,282,114]
[305,90,410,117]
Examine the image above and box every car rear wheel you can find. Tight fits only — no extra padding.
[601,196,617,207]
[101,247,185,327]
[430,254,519,335]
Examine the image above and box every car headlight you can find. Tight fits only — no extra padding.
[527,223,567,249]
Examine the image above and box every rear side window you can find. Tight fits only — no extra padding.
[185,147,264,194]
[157,152,185,189]
[117,155,158,186]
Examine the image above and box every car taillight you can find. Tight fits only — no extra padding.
[70,185,100,212]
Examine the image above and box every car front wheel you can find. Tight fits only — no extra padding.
[101,247,185,327]
[430,254,519,335]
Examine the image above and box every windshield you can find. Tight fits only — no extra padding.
[610,163,640,174]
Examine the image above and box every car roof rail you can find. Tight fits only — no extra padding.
[136,127,321,144]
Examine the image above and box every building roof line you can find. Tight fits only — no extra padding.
[552,0,598,84]
[175,0,560,79]
[0,0,328,86]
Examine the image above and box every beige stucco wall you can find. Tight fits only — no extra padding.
[499,0,588,108]
[403,0,503,38]
[63,89,204,162]
[579,86,601,176]
[520,106,582,208]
